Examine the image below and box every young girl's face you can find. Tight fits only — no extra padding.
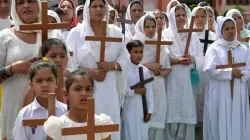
[68,75,94,109]
[144,19,156,39]
[45,45,68,70]
[30,68,57,98]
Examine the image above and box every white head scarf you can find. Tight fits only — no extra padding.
[125,1,143,37]
[166,0,180,17]
[48,10,61,23]
[11,0,42,32]
[76,5,84,16]
[153,9,167,30]
[215,16,240,48]
[204,6,216,32]
[108,5,118,25]
[191,6,208,30]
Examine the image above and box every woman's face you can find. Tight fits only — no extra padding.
[47,16,57,23]
[89,0,106,22]
[16,0,39,24]
[60,0,74,23]
[175,8,186,29]
[0,0,11,19]
[195,8,207,29]
[130,3,143,24]
[144,19,156,38]
[154,11,164,28]
[207,9,214,29]
[109,10,115,24]
[222,21,236,41]
[232,14,243,30]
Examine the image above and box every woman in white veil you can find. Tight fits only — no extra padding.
[66,0,130,139]
[0,0,66,139]
[133,14,171,140]
[162,5,204,140]
[166,0,180,17]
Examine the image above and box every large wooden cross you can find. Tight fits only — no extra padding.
[117,18,133,35]
[85,21,123,62]
[61,97,119,140]
[145,27,173,63]
[178,16,203,54]
[216,50,246,98]
[22,93,56,140]
[199,30,215,55]
[131,67,154,119]
[19,0,70,44]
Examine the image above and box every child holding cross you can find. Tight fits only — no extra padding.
[122,40,154,140]
[13,61,67,140]
[44,70,113,140]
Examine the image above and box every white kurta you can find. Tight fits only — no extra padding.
[66,24,130,140]
[203,43,250,140]
[44,114,112,140]
[122,63,153,140]
[0,29,65,139]
[196,30,217,124]
[0,19,14,31]
[162,28,204,125]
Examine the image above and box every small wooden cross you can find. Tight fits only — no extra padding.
[178,16,203,54]
[237,29,250,43]
[199,30,215,55]
[22,93,56,140]
[117,18,133,35]
[61,98,119,140]
[145,27,173,63]
[131,67,154,118]
[216,50,246,98]
[19,0,70,44]
[85,21,123,62]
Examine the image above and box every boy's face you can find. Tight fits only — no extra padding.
[129,46,143,65]
[45,45,68,71]
[30,68,57,98]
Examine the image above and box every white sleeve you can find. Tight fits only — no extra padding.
[96,114,113,139]
[0,34,7,67]
[43,116,64,140]
[144,70,154,114]
[13,112,29,140]
[66,27,79,71]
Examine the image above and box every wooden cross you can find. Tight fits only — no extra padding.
[131,67,154,118]
[22,93,56,140]
[19,0,70,44]
[216,50,246,98]
[237,29,250,43]
[85,21,123,62]
[61,98,119,140]
[117,18,133,35]
[178,16,203,54]
[199,30,215,55]
[145,27,173,63]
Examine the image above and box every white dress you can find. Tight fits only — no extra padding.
[66,24,130,140]
[44,114,112,140]
[196,30,217,124]
[203,42,250,140]
[122,63,154,140]
[0,29,65,139]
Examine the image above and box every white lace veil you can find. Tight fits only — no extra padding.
[11,0,42,32]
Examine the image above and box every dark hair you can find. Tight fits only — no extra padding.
[52,8,65,19]
[41,38,67,57]
[144,15,156,28]
[65,70,94,110]
[163,12,168,22]
[221,19,235,32]
[126,40,144,52]
[29,61,58,81]
[130,0,143,10]
[77,9,83,16]
[89,0,106,7]
[223,10,229,17]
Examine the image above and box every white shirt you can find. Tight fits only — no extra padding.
[13,97,67,140]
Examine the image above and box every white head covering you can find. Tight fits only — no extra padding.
[166,0,180,17]
[125,1,143,37]
[215,16,240,48]
[153,9,167,30]
[204,6,216,32]
[108,5,118,25]
[11,0,42,32]
[48,10,61,23]
[191,6,208,30]
[76,5,83,16]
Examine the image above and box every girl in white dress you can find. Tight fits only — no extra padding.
[0,0,66,139]
[44,70,113,140]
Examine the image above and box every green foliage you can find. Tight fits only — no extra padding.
[189,4,197,11]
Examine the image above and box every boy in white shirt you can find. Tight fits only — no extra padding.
[13,61,67,140]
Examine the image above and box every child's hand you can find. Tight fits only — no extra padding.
[134,88,146,95]
[144,113,152,123]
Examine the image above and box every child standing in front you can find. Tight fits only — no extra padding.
[122,40,154,140]
[13,61,67,140]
